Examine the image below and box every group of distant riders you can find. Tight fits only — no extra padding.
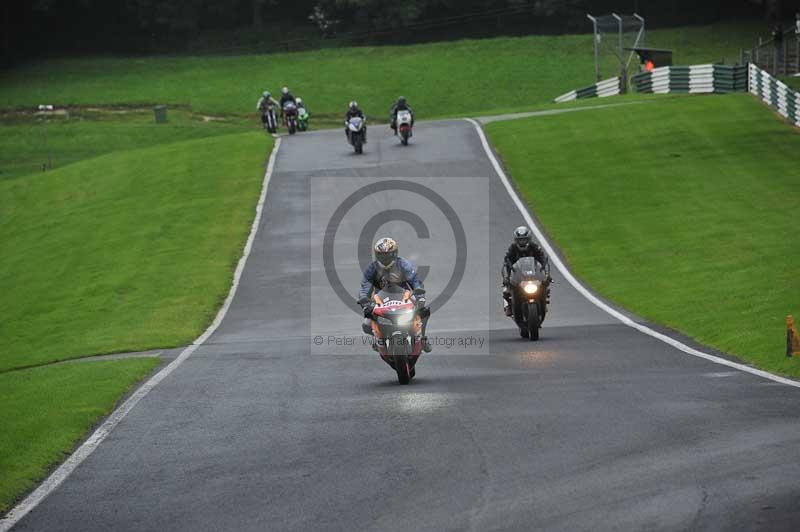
[256,87,308,134]
[256,87,414,144]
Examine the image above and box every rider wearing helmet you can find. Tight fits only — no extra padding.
[257,90,280,126]
[502,226,550,316]
[358,237,431,352]
[344,101,367,143]
[296,97,308,114]
[389,96,414,135]
[279,86,297,122]
[279,86,296,108]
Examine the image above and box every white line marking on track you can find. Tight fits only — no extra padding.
[0,138,283,531]
[464,117,800,389]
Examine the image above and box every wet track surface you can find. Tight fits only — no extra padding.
[14,121,800,531]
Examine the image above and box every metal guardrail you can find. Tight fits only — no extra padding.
[553,76,622,103]
[749,63,800,128]
[631,64,748,94]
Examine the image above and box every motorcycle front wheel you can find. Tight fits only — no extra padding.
[527,302,540,341]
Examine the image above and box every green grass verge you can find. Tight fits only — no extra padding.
[0,132,272,372]
[0,110,251,181]
[782,76,800,91]
[0,357,160,514]
[486,94,800,377]
[0,21,759,118]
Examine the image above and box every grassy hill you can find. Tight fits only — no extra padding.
[0,21,760,120]
[1,131,271,371]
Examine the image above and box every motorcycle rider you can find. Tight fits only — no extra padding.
[279,87,297,123]
[389,96,414,135]
[502,226,551,317]
[296,97,308,114]
[256,90,279,128]
[358,237,431,352]
[344,101,367,143]
[279,86,296,108]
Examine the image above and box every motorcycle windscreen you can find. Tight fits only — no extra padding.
[510,256,542,285]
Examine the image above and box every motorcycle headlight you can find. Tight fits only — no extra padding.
[396,312,414,325]
[523,283,539,295]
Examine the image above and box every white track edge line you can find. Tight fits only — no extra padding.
[0,137,283,531]
[463,117,799,389]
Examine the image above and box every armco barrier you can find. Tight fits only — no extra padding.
[749,63,800,127]
[554,76,621,103]
[631,64,748,94]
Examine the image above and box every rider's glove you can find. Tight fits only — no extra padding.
[363,301,376,317]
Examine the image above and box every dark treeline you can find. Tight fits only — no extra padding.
[2,0,798,65]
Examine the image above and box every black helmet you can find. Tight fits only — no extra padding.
[513,226,532,251]
[374,237,398,268]
[398,96,406,106]
[349,100,358,110]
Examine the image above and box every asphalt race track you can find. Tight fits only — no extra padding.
[13,121,800,531]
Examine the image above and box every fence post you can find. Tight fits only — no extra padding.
[756,39,760,66]
[796,35,800,73]
[783,35,789,75]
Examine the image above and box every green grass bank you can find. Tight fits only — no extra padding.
[0,21,759,119]
[0,358,160,514]
[486,94,800,377]
[0,132,272,372]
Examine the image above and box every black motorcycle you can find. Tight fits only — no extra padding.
[505,257,550,341]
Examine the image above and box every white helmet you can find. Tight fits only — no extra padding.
[262,90,270,98]
[296,98,303,105]
[282,87,289,95]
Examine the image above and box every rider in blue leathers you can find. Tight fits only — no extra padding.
[358,237,431,352]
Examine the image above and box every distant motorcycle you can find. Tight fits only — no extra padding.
[283,101,298,135]
[262,103,278,134]
[368,285,425,384]
[346,116,366,154]
[505,257,550,341]
[396,109,413,146]
[298,106,309,131]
